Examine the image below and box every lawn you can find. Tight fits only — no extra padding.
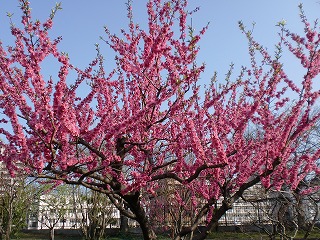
[13,229,320,240]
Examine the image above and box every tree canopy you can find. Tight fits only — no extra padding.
[0,0,319,239]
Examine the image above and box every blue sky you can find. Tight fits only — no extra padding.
[0,0,320,88]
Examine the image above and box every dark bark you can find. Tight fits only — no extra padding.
[124,192,156,240]
[190,200,232,240]
[120,212,129,234]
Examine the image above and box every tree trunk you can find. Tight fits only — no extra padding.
[0,225,4,240]
[4,219,11,240]
[191,201,232,240]
[120,212,129,234]
[4,221,11,240]
[124,192,156,240]
[115,138,156,239]
[4,199,13,240]
[50,227,54,240]
[136,217,156,240]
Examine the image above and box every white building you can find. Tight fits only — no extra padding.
[27,187,121,230]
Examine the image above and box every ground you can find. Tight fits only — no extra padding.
[13,229,320,239]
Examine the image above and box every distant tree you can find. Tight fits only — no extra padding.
[0,172,35,240]
[0,1,320,240]
[73,186,118,240]
[293,178,319,240]
[245,184,319,240]
[36,184,70,240]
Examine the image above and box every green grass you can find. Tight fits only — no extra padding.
[207,229,320,240]
[13,231,81,240]
[12,228,320,240]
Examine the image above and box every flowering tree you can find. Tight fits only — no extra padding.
[0,0,320,239]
